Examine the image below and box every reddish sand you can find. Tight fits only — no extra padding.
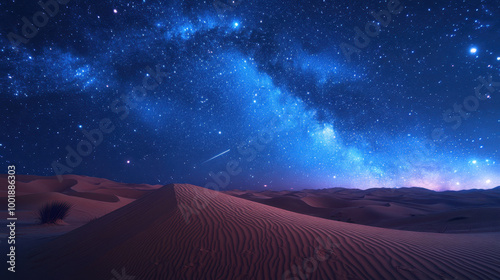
[225,187,500,233]
[2,175,500,279]
[0,174,161,226]
[21,183,500,280]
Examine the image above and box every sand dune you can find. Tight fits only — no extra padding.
[4,175,499,234]
[0,175,161,240]
[0,174,162,197]
[25,184,500,280]
[225,187,500,233]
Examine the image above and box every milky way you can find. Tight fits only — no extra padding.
[1,0,499,190]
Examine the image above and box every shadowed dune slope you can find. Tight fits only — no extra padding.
[27,184,500,280]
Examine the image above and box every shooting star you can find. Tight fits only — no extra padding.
[201,149,231,164]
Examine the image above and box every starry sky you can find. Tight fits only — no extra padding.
[1,0,499,191]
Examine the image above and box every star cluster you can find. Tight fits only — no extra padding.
[0,0,499,190]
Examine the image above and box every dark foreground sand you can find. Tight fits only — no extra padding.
[1,175,499,279]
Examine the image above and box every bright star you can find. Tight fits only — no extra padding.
[126,160,130,164]
[470,47,477,54]
[233,22,239,28]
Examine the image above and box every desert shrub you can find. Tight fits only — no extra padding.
[37,201,73,224]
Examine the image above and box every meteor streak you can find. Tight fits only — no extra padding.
[201,149,231,164]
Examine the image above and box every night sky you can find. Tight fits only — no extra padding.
[1,0,499,191]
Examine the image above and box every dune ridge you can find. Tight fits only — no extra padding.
[26,184,500,280]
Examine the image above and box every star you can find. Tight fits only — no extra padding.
[1,0,498,191]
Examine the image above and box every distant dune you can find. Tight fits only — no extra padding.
[2,175,500,279]
[224,187,500,233]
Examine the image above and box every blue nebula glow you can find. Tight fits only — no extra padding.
[1,0,498,191]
